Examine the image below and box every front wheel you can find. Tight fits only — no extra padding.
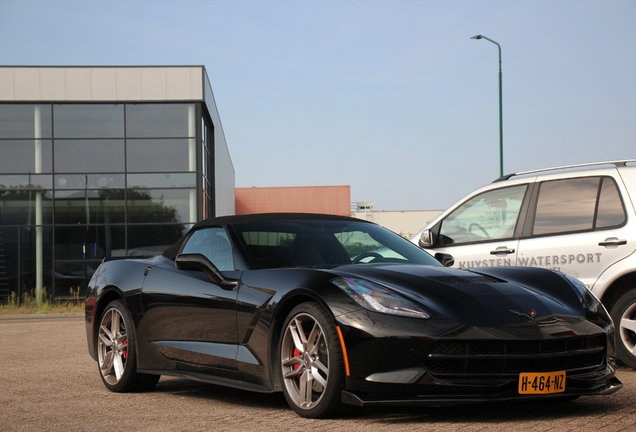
[97,300,160,392]
[279,302,346,418]
[610,290,636,369]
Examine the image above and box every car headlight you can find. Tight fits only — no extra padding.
[331,277,430,319]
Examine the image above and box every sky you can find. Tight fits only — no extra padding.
[1,0,635,211]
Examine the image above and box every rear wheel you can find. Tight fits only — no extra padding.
[279,302,346,418]
[97,300,160,392]
[610,290,636,369]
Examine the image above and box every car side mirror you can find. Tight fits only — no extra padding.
[175,253,237,290]
[418,229,433,248]
[434,253,455,267]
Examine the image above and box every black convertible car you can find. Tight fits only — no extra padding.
[85,213,622,418]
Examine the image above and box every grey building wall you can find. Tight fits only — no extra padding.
[203,69,235,216]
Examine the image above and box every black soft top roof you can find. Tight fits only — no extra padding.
[193,212,361,228]
[162,213,369,260]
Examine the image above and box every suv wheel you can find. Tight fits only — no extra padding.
[610,290,636,369]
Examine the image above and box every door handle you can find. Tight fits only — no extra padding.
[598,237,627,247]
[490,246,515,255]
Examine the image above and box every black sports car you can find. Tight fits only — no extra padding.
[85,213,622,418]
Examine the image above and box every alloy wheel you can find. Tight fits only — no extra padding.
[619,301,636,356]
[280,312,330,410]
[98,306,129,386]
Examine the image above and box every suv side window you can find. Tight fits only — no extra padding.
[597,177,626,228]
[181,227,234,271]
[533,176,626,236]
[438,185,527,245]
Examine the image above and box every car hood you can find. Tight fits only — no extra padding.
[332,264,587,328]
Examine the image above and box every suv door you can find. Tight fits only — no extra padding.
[516,176,633,288]
[425,184,529,268]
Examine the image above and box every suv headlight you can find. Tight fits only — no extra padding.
[331,277,430,319]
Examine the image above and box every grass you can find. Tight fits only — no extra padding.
[0,288,84,315]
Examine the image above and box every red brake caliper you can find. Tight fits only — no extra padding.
[122,339,128,360]
[293,347,301,375]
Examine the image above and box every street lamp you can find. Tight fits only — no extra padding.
[471,35,503,177]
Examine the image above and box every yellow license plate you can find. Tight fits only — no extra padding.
[518,371,566,394]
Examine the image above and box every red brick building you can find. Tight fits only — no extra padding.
[235,185,350,216]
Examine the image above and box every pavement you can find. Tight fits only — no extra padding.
[1,313,635,431]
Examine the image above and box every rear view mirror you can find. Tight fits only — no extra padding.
[175,253,237,290]
[434,253,455,267]
[418,229,433,248]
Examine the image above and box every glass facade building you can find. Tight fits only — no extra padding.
[0,66,235,302]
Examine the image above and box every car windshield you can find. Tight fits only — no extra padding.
[231,219,441,269]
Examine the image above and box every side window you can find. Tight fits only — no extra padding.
[596,177,626,228]
[181,227,234,271]
[533,176,625,236]
[438,185,527,245]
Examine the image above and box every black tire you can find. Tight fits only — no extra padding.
[97,300,160,392]
[279,302,346,418]
[610,290,636,369]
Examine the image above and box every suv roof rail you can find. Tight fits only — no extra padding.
[493,159,636,183]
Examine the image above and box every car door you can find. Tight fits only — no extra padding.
[425,184,529,269]
[516,175,635,288]
[137,227,240,373]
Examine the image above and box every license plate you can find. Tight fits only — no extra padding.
[518,371,566,394]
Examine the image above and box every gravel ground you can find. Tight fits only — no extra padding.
[1,315,634,431]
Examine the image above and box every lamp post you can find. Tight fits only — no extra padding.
[471,35,503,177]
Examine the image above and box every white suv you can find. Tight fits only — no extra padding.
[412,160,636,368]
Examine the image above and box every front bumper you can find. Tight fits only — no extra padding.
[336,308,622,406]
[339,355,622,407]
[341,375,622,407]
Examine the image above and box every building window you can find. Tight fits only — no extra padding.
[54,139,125,173]
[0,101,202,301]
[0,186,53,226]
[0,140,53,174]
[127,139,193,172]
[0,105,52,139]
[53,190,126,225]
[127,188,194,224]
[126,104,195,138]
[54,104,124,138]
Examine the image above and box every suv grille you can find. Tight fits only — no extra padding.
[424,335,606,377]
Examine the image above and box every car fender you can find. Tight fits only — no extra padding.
[591,248,636,303]
[242,275,359,392]
[86,259,152,359]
